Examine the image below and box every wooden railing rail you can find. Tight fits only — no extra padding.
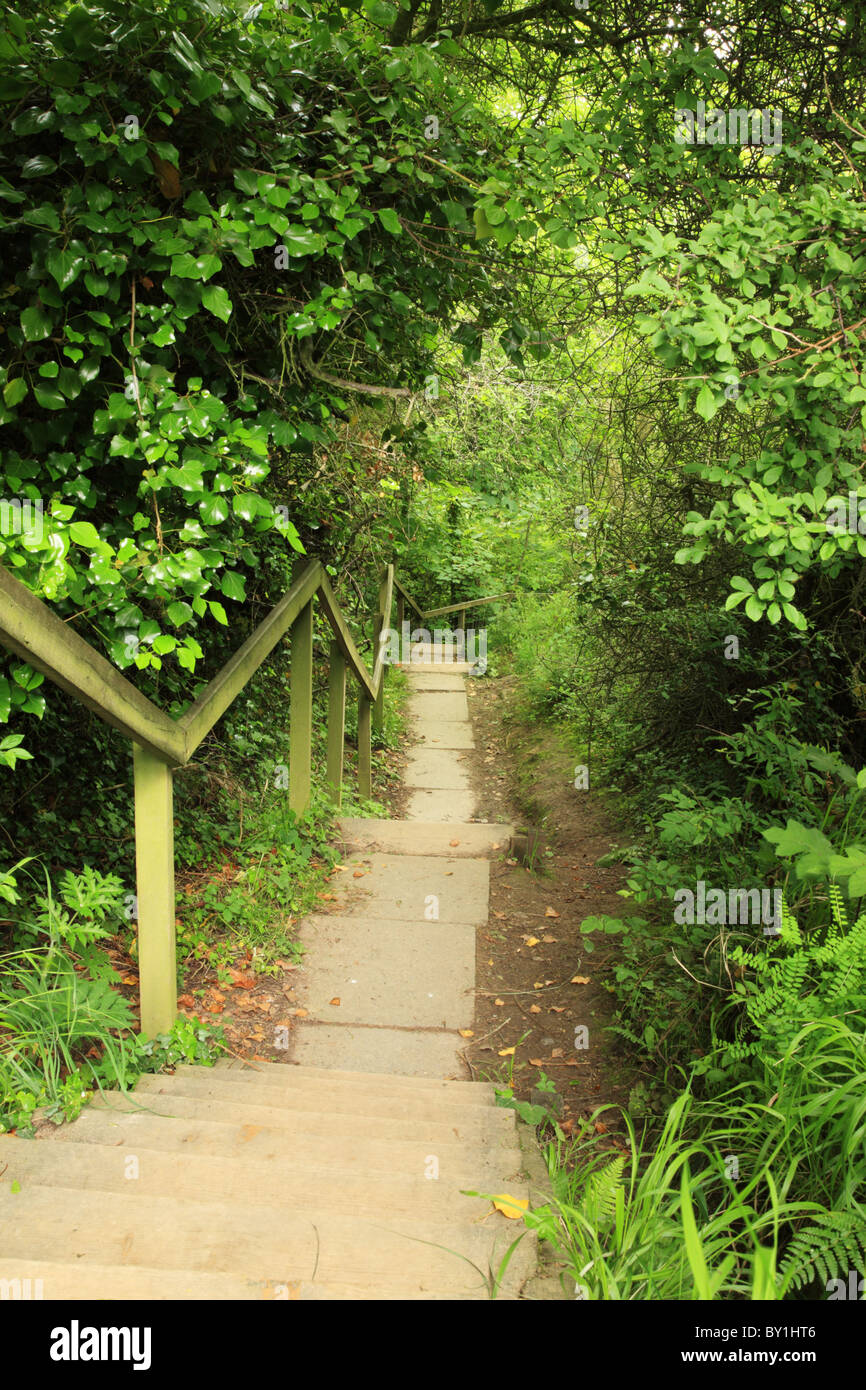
[0,557,507,1035]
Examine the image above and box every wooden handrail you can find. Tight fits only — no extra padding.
[0,555,505,1035]
[393,577,511,621]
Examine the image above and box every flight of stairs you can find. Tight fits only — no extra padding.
[0,639,566,1300]
[0,1059,548,1299]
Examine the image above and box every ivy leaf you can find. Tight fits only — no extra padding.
[201,285,232,322]
[20,305,52,341]
[377,208,402,235]
[3,378,28,407]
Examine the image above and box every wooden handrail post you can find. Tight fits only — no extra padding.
[458,607,466,633]
[358,692,372,798]
[289,591,314,816]
[133,744,177,1037]
[372,568,390,734]
[326,640,346,806]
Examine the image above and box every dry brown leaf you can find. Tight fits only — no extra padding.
[291,1008,308,1018]
[529,1004,541,1014]
[493,912,505,920]
[545,907,560,918]
[551,1048,564,1059]
[449,840,460,847]
[229,971,256,990]
[571,975,591,985]
[352,871,365,879]
[494,997,505,1006]
[542,935,557,943]
[529,1057,543,1067]
[549,1006,566,1014]
[329,997,341,1006]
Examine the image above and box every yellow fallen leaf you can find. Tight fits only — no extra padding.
[545,907,560,918]
[494,997,505,1006]
[498,1046,515,1057]
[458,1029,474,1038]
[533,982,544,989]
[492,1194,529,1220]
[329,997,341,1006]
[571,975,591,985]
[529,1004,541,1013]
[524,935,540,948]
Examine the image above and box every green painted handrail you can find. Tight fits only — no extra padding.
[0,555,502,1035]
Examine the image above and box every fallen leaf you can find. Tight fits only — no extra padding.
[542,935,557,943]
[492,1194,529,1219]
[551,1048,564,1059]
[545,907,560,918]
[550,1006,566,1014]
[352,871,365,879]
[229,970,256,990]
[329,997,341,1006]
[494,997,505,1006]
[458,1029,474,1038]
[492,842,501,850]
[533,981,544,990]
[450,840,460,847]
[121,974,139,986]
[498,1046,515,1057]
[529,1004,541,1014]
[529,1057,543,1067]
[524,935,540,948]
[594,1121,608,1134]
[506,857,518,866]
[291,1008,308,1018]
[571,975,591,985]
[493,912,506,920]
[177,993,195,1008]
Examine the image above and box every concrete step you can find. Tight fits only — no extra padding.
[407,692,470,722]
[294,917,475,1029]
[174,1063,498,1114]
[333,853,489,925]
[210,1058,492,1100]
[0,1260,498,1300]
[0,1186,537,1295]
[132,1073,508,1130]
[411,720,475,749]
[0,1135,513,1221]
[404,746,473,791]
[336,820,512,857]
[289,1021,471,1077]
[88,1089,515,1148]
[44,1105,525,1180]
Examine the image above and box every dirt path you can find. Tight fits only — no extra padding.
[457,674,638,1135]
